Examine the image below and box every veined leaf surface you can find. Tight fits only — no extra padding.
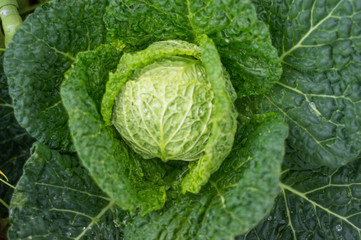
[250,0,361,168]
[8,143,126,240]
[239,157,361,240]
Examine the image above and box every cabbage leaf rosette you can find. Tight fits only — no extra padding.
[101,37,239,194]
[61,35,243,212]
[5,0,290,239]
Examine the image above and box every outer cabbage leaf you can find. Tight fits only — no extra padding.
[0,58,34,217]
[249,0,361,168]
[4,0,109,151]
[104,0,192,47]
[124,114,288,239]
[8,142,126,240]
[105,0,282,96]
[61,44,167,214]
[239,156,361,240]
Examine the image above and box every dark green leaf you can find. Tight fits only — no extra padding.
[239,157,361,240]
[250,0,361,168]
[8,142,125,240]
[4,0,109,151]
[61,44,167,214]
[104,0,192,47]
[0,58,34,218]
[105,0,282,96]
[125,115,288,239]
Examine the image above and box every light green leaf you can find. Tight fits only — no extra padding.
[8,142,125,240]
[181,35,238,193]
[125,114,288,239]
[101,40,201,126]
[4,0,109,151]
[250,0,361,168]
[239,157,361,240]
[103,37,237,194]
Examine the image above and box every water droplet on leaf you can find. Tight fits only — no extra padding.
[335,224,342,232]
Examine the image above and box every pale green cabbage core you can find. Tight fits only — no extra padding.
[112,56,214,162]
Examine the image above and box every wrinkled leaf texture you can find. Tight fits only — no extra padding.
[4,0,109,151]
[6,0,289,239]
[249,0,361,169]
[239,156,361,240]
[8,142,126,240]
[61,0,284,230]
[62,43,169,214]
[4,0,281,152]
[237,0,361,239]
[124,114,288,239]
[105,0,282,97]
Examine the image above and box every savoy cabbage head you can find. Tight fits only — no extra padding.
[2,0,361,239]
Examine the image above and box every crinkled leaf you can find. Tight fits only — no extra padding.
[4,0,109,151]
[249,0,361,168]
[239,156,361,240]
[104,0,192,47]
[8,142,125,240]
[101,40,201,126]
[0,58,34,217]
[102,37,237,194]
[61,44,167,214]
[198,0,282,96]
[125,115,288,239]
[105,0,281,95]
[181,35,238,193]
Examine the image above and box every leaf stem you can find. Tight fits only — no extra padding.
[0,177,15,189]
[0,170,8,181]
[0,198,9,209]
[0,0,23,47]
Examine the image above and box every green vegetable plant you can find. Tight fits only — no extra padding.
[2,0,361,239]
